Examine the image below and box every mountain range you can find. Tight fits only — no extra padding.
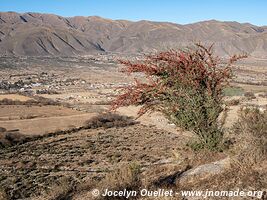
[0,12,267,58]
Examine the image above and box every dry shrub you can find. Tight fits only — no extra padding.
[225,99,240,106]
[0,130,27,148]
[98,163,142,200]
[84,113,137,129]
[231,107,267,164]
[0,127,6,133]
[244,91,256,100]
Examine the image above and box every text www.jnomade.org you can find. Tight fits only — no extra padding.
[91,188,264,198]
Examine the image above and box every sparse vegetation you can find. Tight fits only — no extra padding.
[112,44,246,150]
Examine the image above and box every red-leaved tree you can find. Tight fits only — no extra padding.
[112,44,246,150]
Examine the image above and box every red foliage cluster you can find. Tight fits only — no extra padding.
[112,43,246,116]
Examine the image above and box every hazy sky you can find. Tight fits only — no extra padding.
[0,0,266,26]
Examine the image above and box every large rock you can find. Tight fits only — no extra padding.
[177,157,231,185]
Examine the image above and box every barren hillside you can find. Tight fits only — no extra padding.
[1,12,267,58]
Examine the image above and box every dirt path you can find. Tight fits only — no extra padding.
[117,106,193,137]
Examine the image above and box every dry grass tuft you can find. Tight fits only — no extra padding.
[31,178,73,200]
[98,163,142,199]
